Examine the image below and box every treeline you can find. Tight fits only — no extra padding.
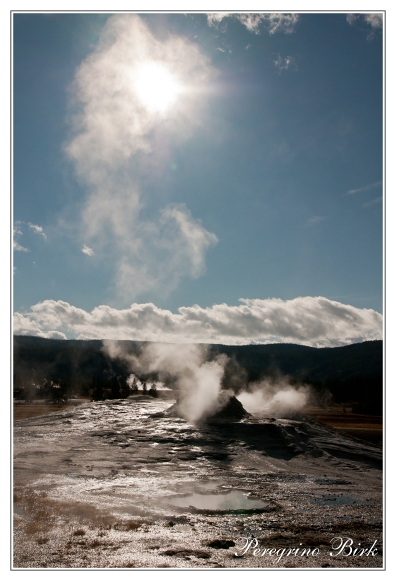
[90,377,158,401]
[13,375,159,402]
[13,336,383,412]
[305,374,383,414]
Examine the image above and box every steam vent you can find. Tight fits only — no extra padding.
[168,390,251,422]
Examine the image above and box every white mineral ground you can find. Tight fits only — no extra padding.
[13,396,383,569]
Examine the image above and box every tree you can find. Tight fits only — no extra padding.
[131,377,138,392]
[142,381,147,393]
[120,379,130,399]
[110,376,121,399]
[148,383,158,398]
[91,377,104,401]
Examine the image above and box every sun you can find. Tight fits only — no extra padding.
[134,62,182,113]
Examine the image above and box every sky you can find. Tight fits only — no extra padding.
[12,11,384,347]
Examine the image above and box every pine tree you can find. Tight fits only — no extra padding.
[120,380,130,399]
[149,383,158,398]
[92,377,104,401]
[110,376,121,399]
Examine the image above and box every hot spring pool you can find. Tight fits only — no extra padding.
[165,489,268,512]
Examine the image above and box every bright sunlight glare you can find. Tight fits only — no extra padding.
[134,62,183,113]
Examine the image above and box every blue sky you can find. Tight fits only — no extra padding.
[13,12,384,346]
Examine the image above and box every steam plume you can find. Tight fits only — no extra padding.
[103,340,314,421]
[66,14,217,300]
[237,377,312,418]
[103,341,228,422]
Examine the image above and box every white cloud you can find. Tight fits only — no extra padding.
[346,181,382,195]
[13,240,29,252]
[363,197,382,208]
[208,13,299,35]
[308,216,325,224]
[66,14,217,301]
[236,14,266,34]
[28,222,47,240]
[347,13,383,39]
[13,296,383,348]
[13,222,29,251]
[347,13,383,30]
[346,14,359,26]
[14,221,48,252]
[364,14,383,29]
[273,54,296,73]
[13,312,67,340]
[207,13,231,26]
[82,245,95,256]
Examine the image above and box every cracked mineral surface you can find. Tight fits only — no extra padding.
[13,397,382,569]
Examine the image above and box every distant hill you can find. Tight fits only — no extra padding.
[210,340,383,383]
[14,335,382,386]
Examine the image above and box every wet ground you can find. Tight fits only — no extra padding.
[13,397,383,569]
[305,406,382,447]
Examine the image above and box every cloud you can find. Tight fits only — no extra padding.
[28,222,47,240]
[364,14,383,29]
[81,245,95,256]
[13,240,30,252]
[363,197,382,208]
[207,13,299,35]
[207,13,232,26]
[13,222,29,251]
[13,312,67,340]
[346,14,358,26]
[347,13,383,30]
[308,216,325,224]
[347,13,383,39]
[346,181,382,195]
[13,296,383,348]
[273,54,296,73]
[66,14,217,301]
[14,221,48,253]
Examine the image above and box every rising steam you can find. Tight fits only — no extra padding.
[66,14,217,301]
[237,377,312,419]
[103,340,313,422]
[104,341,228,422]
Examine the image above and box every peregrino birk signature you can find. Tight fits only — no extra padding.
[234,536,379,564]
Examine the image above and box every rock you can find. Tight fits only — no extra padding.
[206,539,235,549]
[167,391,250,422]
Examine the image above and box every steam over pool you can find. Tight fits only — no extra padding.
[166,490,269,512]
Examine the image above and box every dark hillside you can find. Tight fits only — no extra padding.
[13,336,382,411]
[210,340,382,382]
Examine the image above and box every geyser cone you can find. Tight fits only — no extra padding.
[168,391,251,422]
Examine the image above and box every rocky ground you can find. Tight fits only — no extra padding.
[13,397,383,569]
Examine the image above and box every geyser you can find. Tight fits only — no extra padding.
[103,341,313,422]
[168,390,250,422]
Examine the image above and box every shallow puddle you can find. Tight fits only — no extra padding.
[315,494,369,506]
[197,481,222,490]
[14,506,28,518]
[166,490,268,511]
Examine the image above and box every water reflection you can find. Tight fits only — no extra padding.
[166,490,268,511]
